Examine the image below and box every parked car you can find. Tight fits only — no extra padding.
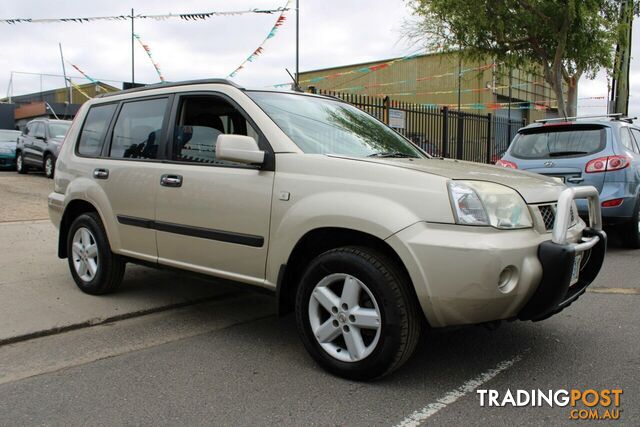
[0,129,21,170]
[16,119,71,178]
[49,79,606,380]
[497,117,640,248]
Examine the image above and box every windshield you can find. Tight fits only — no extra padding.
[49,123,70,138]
[247,91,425,158]
[511,126,605,159]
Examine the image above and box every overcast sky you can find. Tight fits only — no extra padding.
[1,0,637,116]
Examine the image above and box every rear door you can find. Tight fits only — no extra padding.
[74,97,171,262]
[507,124,609,192]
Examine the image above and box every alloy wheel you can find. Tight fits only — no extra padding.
[71,227,99,282]
[45,157,53,177]
[308,273,382,362]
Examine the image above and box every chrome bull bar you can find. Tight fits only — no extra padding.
[552,186,602,250]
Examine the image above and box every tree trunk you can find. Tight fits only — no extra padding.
[566,76,578,117]
[550,81,567,118]
[549,62,568,118]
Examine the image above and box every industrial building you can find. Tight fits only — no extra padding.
[298,52,559,123]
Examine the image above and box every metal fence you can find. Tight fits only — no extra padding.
[317,89,526,164]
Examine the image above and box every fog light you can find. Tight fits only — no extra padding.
[498,266,518,294]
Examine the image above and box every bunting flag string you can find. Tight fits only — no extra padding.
[331,63,498,92]
[375,82,540,97]
[68,62,99,84]
[133,33,165,82]
[227,1,290,78]
[278,48,432,88]
[66,79,92,100]
[0,7,290,24]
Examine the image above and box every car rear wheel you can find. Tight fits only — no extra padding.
[295,246,421,380]
[67,212,125,294]
[622,198,640,249]
[44,155,54,179]
[16,152,27,174]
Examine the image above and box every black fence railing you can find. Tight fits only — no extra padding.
[317,89,526,164]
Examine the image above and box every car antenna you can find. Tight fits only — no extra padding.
[285,68,303,92]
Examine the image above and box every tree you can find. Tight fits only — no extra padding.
[405,0,621,117]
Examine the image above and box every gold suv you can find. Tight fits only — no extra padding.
[49,79,606,380]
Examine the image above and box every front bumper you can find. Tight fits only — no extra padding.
[519,186,606,321]
[386,186,606,328]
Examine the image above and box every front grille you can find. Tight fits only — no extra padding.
[538,204,576,231]
[539,205,555,231]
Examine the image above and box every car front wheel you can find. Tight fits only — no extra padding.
[295,246,421,380]
[16,152,27,174]
[67,212,125,294]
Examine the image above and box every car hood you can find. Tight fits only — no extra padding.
[331,155,565,204]
[0,141,16,150]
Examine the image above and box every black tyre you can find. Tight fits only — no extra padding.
[622,198,640,249]
[295,246,422,380]
[66,212,125,294]
[16,152,27,174]
[44,154,55,179]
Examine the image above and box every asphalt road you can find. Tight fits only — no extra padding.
[0,172,638,426]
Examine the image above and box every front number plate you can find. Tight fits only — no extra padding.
[570,254,582,285]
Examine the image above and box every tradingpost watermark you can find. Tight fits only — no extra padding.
[477,388,623,420]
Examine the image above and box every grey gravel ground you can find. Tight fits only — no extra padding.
[0,172,638,426]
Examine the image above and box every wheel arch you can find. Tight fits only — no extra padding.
[276,227,417,318]
[58,199,101,258]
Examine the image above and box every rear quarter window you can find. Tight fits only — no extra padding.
[77,104,117,157]
[510,125,606,159]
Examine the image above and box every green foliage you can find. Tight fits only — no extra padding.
[405,0,622,116]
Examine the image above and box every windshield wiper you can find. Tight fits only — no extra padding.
[548,151,589,157]
[368,152,415,158]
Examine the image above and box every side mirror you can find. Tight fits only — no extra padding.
[216,134,265,165]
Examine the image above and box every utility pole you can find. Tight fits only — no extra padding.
[610,0,634,116]
[295,0,299,87]
[59,43,71,104]
[131,8,135,84]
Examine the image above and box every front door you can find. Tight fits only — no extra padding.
[154,93,274,285]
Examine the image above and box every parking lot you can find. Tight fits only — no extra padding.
[0,170,638,426]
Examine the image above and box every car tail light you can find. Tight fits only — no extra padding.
[602,198,624,208]
[496,159,517,169]
[585,155,630,173]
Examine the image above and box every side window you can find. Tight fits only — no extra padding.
[77,104,117,157]
[629,129,640,154]
[32,123,45,139]
[172,95,258,165]
[619,128,637,153]
[109,98,168,160]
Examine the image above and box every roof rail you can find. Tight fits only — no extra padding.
[97,78,243,98]
[535,113,627,124]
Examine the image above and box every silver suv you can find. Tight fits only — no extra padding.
[49,79,606,380]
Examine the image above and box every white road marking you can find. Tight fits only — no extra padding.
[394,353,526,427]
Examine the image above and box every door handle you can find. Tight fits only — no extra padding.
[567,177,584,184]
[93,168,109,179]
[160,174,183,187]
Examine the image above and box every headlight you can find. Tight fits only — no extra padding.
[448,181,533,229]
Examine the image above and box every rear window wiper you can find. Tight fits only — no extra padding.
[368,152,415,158]
[548,151,589,157]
